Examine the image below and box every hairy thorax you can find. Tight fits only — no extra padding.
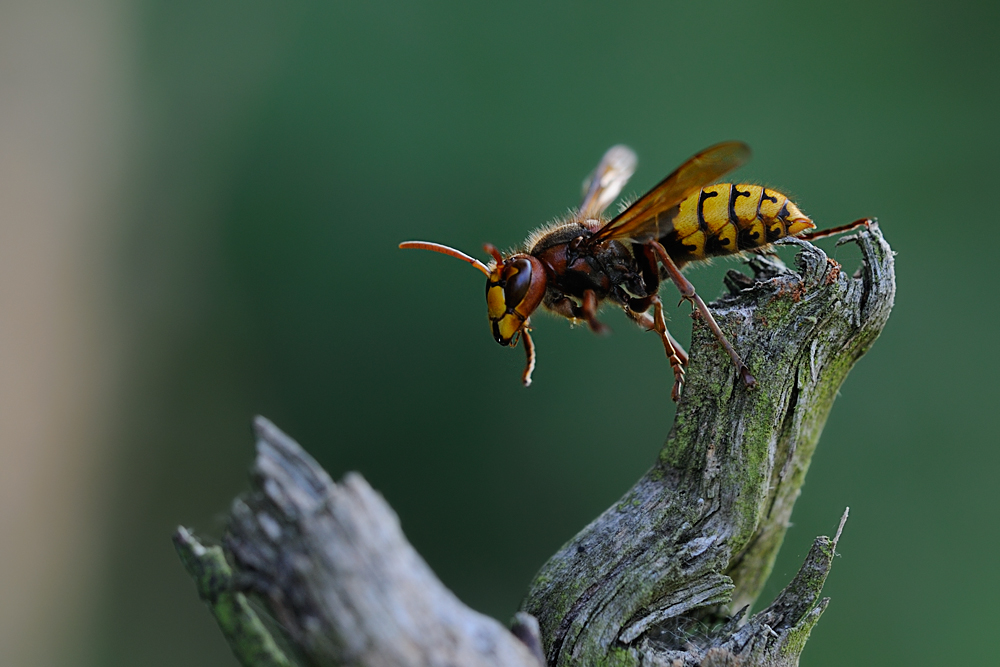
[526,219,649,309]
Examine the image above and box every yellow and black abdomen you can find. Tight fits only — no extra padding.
[661,184,814,264]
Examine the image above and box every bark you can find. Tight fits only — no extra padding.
[173,526,294,667]
[177,223,895,667]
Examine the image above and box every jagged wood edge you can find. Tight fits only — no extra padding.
[221,416,545,667]
[173,526,294,667]
[520,223,894,666]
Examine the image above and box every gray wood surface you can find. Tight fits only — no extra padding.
[224,416,544,667]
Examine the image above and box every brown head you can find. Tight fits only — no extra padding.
[482,244,547,346]
[399,240,548,347]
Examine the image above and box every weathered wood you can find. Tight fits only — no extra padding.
[173,526,294,667]
[223,416,544,667]
[177,223,894,667]
[522,223,894,665]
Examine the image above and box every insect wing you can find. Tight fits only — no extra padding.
[579,145,638,219]
[590,141,751,243]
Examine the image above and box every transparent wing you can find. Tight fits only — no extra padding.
[590,141,751,243]
[579,145,638,219]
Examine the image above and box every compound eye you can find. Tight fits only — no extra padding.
[503,259,533,308]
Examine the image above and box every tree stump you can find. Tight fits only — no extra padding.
[176,222,895,667]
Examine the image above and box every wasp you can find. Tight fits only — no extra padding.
[401,142,869,400]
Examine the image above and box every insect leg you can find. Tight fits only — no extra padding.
[521,324,536,387]
[580,290,610,335]
[797,218,872,242]
[648,241,757,389]
[548,292,610,335]
[627,294,688,364]
[626,297,687,401]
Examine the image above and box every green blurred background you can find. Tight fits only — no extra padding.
[2,1,997,665]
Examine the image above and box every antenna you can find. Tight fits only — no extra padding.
[399,241,491,276]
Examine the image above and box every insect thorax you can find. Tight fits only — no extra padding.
[524,219,603,254]
[525,220,648,307]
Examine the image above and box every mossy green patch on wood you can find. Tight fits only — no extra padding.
[596,646,638,667]
[173,527,294,667]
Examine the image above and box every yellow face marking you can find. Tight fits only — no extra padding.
[494,313,524,344]
[486,265,506,317]
[486,262,536,345]
[487,282,506,320]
